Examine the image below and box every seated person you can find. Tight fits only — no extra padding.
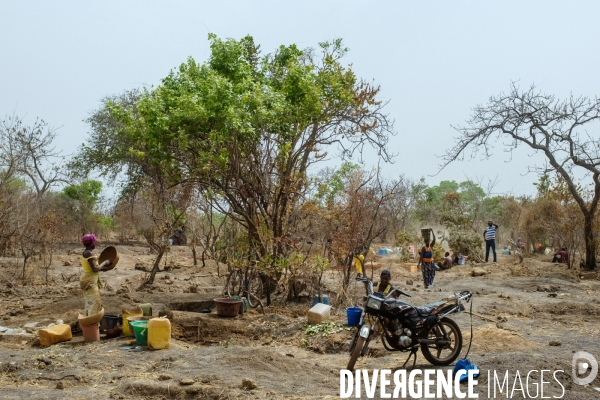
[372,270,399,298]
[438,252,453,270]
[558,248,569,264]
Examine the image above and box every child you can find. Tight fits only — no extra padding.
[373,269,399,298]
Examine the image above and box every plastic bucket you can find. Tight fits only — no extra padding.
[126,316,153,338]
[82,323,100,343]
[312,295,320,307]
[139,303,153,317]
[122,310,143,336]
[130,321,149,346]
[214,298,242,317]
[100,314,120,331]
[346,307,362,326]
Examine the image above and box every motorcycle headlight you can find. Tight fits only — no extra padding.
[366,296,382,310]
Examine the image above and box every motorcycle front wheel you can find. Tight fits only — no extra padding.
[349,327,360,354]
[347,335,367,370]
[420,317,463,366]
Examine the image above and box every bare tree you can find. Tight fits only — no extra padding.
[444,83,600,269]
[0,114,67,195]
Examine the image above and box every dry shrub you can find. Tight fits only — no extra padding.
[507,261,542,277]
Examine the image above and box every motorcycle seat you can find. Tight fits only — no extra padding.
[416,301,446,316]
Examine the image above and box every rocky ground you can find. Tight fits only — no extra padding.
[0,244,599,399]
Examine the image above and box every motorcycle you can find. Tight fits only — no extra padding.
[347,277,473,370]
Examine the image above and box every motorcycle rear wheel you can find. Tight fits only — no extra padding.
[420,317,463,366]
[347,336,366,370]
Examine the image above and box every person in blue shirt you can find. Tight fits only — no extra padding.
[483,220,499,263]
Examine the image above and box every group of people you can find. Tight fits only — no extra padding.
[358,220,501,294]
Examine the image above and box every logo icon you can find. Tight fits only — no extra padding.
[572,351,598,386]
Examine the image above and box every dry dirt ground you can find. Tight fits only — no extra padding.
[1,245,599,399]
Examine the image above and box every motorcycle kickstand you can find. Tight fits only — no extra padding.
[400,348,419,370]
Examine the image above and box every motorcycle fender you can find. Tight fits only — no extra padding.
[359,325,370,338]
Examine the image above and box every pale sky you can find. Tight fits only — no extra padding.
[2,1,599,196]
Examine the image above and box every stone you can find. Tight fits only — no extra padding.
[406,279,413,286]
[158,374,172,381]
[241,378,257,390]
[56,381,64,390]
[179,378,195,386]
[537,285,560,292]
[549,341,561,346]
[38,357,52,365]
[471,268,488,277]
[63,260,72,266]
[134,263,148,271]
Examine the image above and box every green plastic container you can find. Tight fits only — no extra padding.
[130,320,149,346]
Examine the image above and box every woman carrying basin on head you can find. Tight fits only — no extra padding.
[80,234,112,316]
[418,228,436,289]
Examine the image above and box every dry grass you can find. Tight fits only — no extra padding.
[462,324,539,353]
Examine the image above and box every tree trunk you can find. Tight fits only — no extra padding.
[146,246,167,284]
[265,271,272,306]
[191,245,197,266]
[583,213,597,270]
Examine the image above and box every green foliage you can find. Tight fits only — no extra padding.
[316,162,361,204]
[424,180,459,204]
[97,215,113,229]
[167,204,186,226]
[432,242,445,259]
[534,174,551,197]
[439,192,482,258]
[394,231,412,247]
[0,174,29,193]
[62,180,102,210]
[302,321,353,337]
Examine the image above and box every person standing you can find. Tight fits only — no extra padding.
[483,220,499,263]
[418,228,436,288]
[353,254,365,277]
[80,234,112,316]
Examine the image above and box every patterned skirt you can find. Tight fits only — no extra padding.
[421,261,436,287]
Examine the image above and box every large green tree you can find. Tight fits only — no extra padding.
[77,35,395,285]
